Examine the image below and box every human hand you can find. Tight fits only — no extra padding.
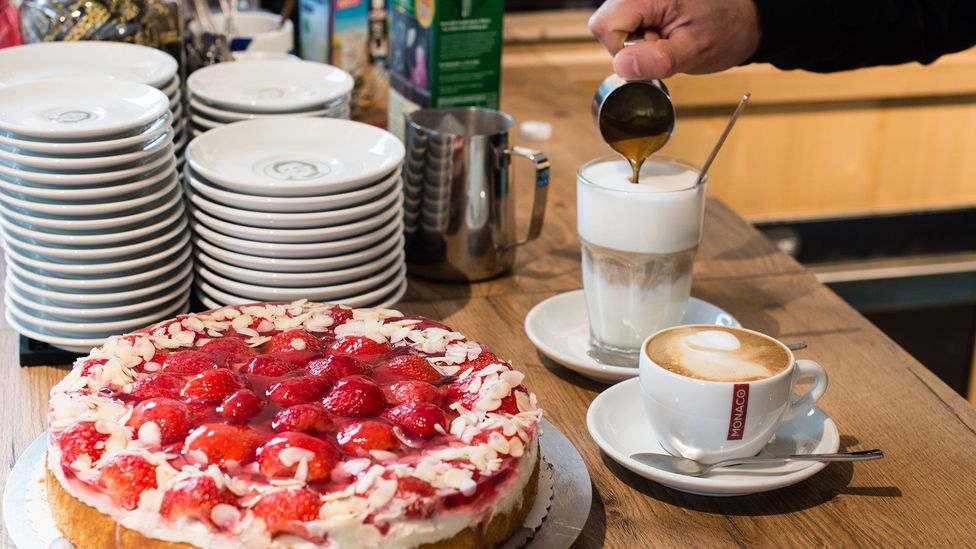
[589,0,762,79]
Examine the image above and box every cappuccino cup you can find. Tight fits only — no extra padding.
[639,324,828,464]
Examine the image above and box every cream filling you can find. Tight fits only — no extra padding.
[47,437,538,549]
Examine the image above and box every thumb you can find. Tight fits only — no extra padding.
[612,37,698,80]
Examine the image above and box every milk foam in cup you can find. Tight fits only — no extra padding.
[639,324,828,464]
[576,155,706,361]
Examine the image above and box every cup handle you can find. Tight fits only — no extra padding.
[782,359,828,423]
[504,146,550,247]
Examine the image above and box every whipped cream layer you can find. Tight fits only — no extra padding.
[47,300,543,548]
[577,157,705,254]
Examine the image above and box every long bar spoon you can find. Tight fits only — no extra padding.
[630,449,883,477]
[696,92,750,185]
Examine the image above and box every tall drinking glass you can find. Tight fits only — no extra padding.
[577,155,707,364]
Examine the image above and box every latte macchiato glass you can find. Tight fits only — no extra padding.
[577,156,706,363]
[639,325,828,464]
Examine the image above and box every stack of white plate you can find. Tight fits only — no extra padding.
[0,78,189,354]
[185,118,407,309]
[0,42,187,163]
[186,59,354,137]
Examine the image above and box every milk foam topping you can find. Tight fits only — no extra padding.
[577,157,705,253]
[647,327,790,382]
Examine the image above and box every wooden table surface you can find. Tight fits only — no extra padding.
[4,58,976,548]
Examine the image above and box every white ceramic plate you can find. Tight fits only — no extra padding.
[0,173,178,217]
[0,113,172,156]
[586,378,840,496]
[0,147,175,187]
[195,256,403,301]
[0,205,184,247]
[189,96,343,122]
[188,192,400,243]
[0,187,181,232]
[162,77,181,100]
[2,229,189,276]
[191,216,402,259]
[186,180,400,229]
[186,118,404,196]
[195,245,403,288]
[1,216,186,260]
[190,113,222,130]
[185,166,401,213]
[0,130,172,171]
[0,78,169,140]
[195,266,407,308]
[187,59,354,113]
[3,308,105,353]
[523,289,740,383]
[192,230,403,273]
[5,292,187,335]
[6,276,192,321]
[0,160,176,203]
[6,256,192,301]
[0,41,178,89]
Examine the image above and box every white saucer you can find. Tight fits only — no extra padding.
[524,290,739,383]
[586,378,840,496]
[189,96,341,122]
[0,41,178,89]
[186,118,404,196]
[0,78,169,140]
[0,112,172,156]
[187,59,354,113]
[0,129,172,172]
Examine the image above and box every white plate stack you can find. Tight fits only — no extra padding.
[0,78,189,354]
[0,41,187,164]
[186,59,354,137]
[184,118,408,309]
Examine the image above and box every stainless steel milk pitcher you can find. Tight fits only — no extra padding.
[403,107,549,281]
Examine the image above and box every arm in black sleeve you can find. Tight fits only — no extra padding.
[748,0,976,72]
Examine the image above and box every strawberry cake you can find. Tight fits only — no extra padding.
[46,301,543,548]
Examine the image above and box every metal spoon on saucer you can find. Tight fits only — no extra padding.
[631,449,884,477]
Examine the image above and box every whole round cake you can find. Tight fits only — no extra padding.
[46,300,542,548]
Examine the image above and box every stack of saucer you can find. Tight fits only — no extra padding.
[186,59,354,137]
[0,42,187,163]
[185,118,407,309]
[0,78,189,353]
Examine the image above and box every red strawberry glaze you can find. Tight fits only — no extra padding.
[47,301,542,547]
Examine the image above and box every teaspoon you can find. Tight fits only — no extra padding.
[630,449,884,477]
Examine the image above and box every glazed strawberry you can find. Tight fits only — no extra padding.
[127,397,192,445]
[267,329,327,354]
[257,432,340,481]
[98,454,157,509]
[330,307,354,326]
[219,389,264,421]
[321,375,386,417]
[242,354,299,377]
[199,337,257,368]
[394,476,436,518]
[305,355,370,384]
[77,358,106,376]
[328,336,391,360]
[129,373,185,400]
[383,402,448,439]
[182,369,243,405]
[159,476,235,523]
[335,421,399,454]
[266,376,331,407]
[57,421,109,470]
[272,404,333,434]
[459,349,504,372]
[251,488,321,533]
[183,423,261,467]
[380,355,442,382]
[383,380,442,406]
[162,350,220,374]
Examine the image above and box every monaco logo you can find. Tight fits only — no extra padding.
[727,383,749,440]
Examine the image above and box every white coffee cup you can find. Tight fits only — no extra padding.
[638,324,828,464]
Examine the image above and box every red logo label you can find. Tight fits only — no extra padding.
[727,384,750,440]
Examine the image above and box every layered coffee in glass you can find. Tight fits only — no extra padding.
[577,156,706,363]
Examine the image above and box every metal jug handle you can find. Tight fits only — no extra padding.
[504,146,550,247]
